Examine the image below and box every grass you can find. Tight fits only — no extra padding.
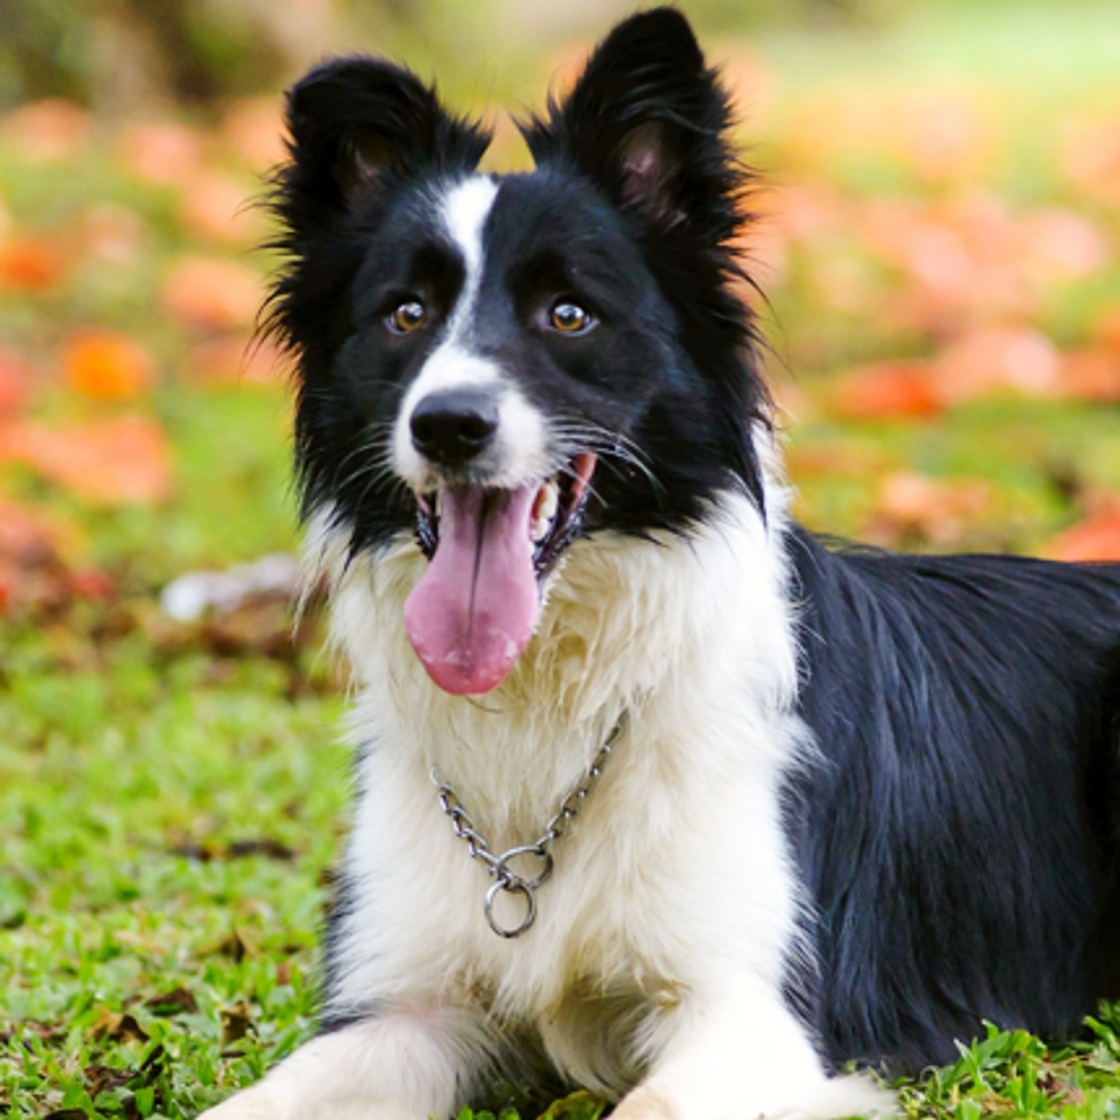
[3,0,1120,1116]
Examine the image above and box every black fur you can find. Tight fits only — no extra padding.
[786,531,1120,1072]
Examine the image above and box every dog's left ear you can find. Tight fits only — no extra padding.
[522,7,739,231]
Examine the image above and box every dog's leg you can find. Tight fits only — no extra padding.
[195,1006,485,1120]
[611,980,889,1120]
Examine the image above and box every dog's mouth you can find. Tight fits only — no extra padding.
[403,453,597,696]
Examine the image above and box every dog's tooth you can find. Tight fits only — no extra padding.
[531,480,560,542]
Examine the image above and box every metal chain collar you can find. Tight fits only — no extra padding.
[431,714,627,939]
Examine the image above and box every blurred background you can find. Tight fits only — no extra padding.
[1,0,1119,619]
[1,2,1119,1112]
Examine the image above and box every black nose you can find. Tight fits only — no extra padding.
[410,388,500,467]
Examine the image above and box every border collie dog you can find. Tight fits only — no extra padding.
[200,9,1120,1119]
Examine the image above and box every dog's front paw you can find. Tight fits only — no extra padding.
[609,1085,679,1120]
[611,1072,893,1120]
[195,1093,270,1120]
[196,1085,420,1120]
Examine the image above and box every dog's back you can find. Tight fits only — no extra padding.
[788,532,1120,1071]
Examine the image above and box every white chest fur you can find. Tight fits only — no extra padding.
[307,490,814,1093]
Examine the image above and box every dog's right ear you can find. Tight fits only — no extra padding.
[279,58,490,225]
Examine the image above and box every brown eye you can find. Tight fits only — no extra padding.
[549,301,592,334]
[389,300,428,334]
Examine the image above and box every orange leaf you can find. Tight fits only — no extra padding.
[1046,508,1120,563]
[178,171,260,245]
[1,418,172,505]
[1062,117,1120,202]
[2,98,91,162]
[829,361,943,420]
[0,347,34,417]
[1020,207,1110,281]
[118,121,205,185]
[61,329,156,400]
[68,566,114,601]
[0,236,66,291]
[162,257,262,331]
[1095,305,1120,354]
[935,327,1060,404]
[1055,349,1120,403]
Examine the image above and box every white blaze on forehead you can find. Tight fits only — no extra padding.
[441,175,500,311]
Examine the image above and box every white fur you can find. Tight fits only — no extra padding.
[199,472,890,1120]
[392,176,550,491]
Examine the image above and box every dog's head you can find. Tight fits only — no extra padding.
[267,8,770,694]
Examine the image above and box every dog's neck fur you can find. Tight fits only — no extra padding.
[305,467,803,845]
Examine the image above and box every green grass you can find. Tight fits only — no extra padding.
[1,622,347,1117]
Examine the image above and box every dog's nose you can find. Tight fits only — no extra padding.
[410,389,500,467]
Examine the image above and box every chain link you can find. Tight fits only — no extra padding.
[431,714,626,938]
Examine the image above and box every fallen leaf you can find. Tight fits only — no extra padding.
[213,927,261,963]
[2,98,91,162]
[144,987,200,1017]
[220,1001,254,1045]
[226,837,296,861]
[0,235,66,291]
[84,1064,138,1096]
[828,361,943,420]
[935,327,1060,404]
[1055,349,1120,402]
[89,1009,150,1043]
[1,417,172,505]
[1095,305,1120,353]
[0,1019,66,1043]
[67,566,115,601]
[162,256,262,331]
[61,328,156,400]
[1046,505,1120,562]
[118,120,206,185]
[178,170,261,245]
[1020,207,1110,281]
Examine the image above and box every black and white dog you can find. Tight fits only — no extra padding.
[200,9,1120,1119]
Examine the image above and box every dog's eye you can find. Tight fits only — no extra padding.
[549,301,593,335]
[389,300,428,334]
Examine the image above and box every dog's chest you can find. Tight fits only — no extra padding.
[318,491,809,1067]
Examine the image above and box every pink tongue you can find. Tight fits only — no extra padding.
[404,485,541,695]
